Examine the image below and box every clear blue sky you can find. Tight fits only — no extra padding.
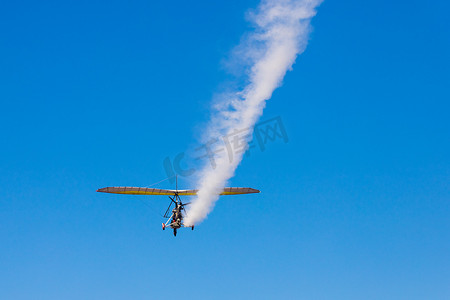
[1,0,449,299]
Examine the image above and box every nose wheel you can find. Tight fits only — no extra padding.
[173,229,177,236]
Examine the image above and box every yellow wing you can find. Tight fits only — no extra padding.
[96,186,260,196]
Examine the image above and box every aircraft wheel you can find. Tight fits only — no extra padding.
[173,229,177,236]
[191,226,194,231]
[162,223,165,230]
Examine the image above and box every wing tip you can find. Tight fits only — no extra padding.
[97,187,109,193]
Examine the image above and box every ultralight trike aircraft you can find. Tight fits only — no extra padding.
[97,180,260,236]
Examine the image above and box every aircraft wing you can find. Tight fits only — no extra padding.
[218,187,260,195]
[96,186,260,196]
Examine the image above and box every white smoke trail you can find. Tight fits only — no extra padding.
[184,0,322,226]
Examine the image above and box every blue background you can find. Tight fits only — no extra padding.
[1,0,449,299]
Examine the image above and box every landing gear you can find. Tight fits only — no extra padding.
[162,223,166,230]
[173,229,177,236]
[191,226,194,230]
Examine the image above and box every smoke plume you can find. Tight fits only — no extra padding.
[184,0,322,226]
